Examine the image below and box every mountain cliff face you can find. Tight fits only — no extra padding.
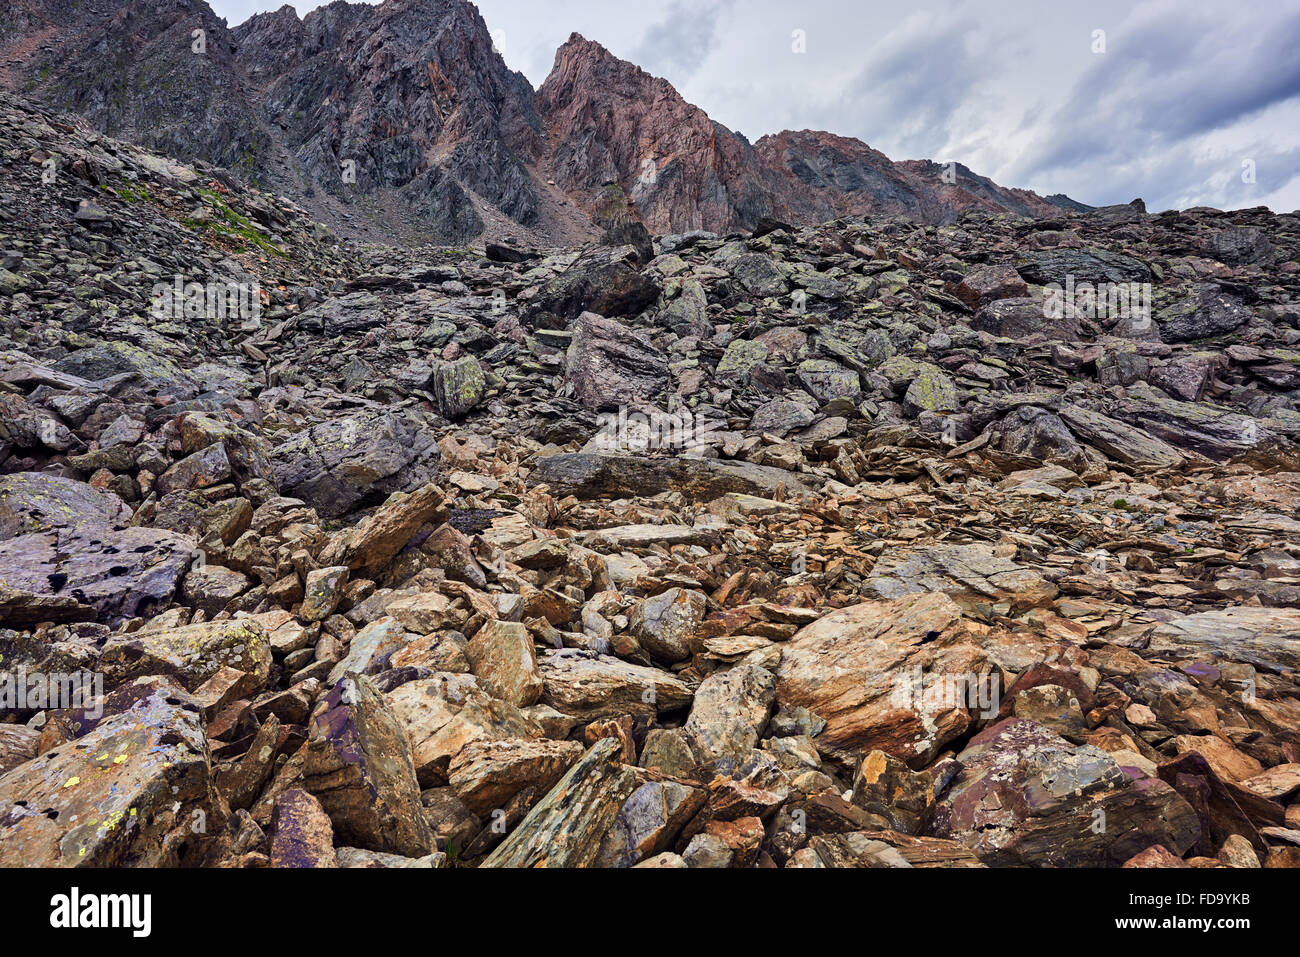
[232,0,544,241]
[537,33,789,235]
[0,0,269,177]
[0,0,1089,243]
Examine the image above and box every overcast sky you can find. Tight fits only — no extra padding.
[209,0,1300,213]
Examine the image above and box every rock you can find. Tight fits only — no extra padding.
[155,442,233,495]
[481,739,638,867]
[717,339,771,380]
[1218,833,1261,868]
[0,727,39,775]
[301,566,349,622]
[385,591,454,633]
[1014,248,1152,287]
[1117,384,1295,465]
[385,674,544,786]
[335,846,448,868]
[1149,607,1300,674]
[973,297,1079,341]
[270,789,338,868]
[628,587,707,663]
[466,620,544,706]
[731,254,787,296]
[1204,226,1274,266]
[866,543,1056,614]
[0,473,131,541]
[328,617,409,686]
[1057,405,1185,469]
[433,357,486,419]
[180,565,252,616]
[319,483,448,577]
[486,243,538,264]
[1158,288,1253,342]
[682,832,734,868]
[527,244,660,322]
[538,648,694,720]
[775,593,989,767]
[953,264,1029,310]
[448,738,584,815]
[799,832,915,868]
[563,312,668,412]
[683,664,777,768]
[796,360,861,404]
[0,524,196,627]
[270,409,441,519]
[528,453,813,502]
[851,750,936,834]
[931,719,1200,866]
[750,398,815,434]
[1148,352,1223,402]
[0,677,225,866]
[595,780,706,867]
[902,365,959,416]
[302,675,434,857]
[100,619,272,694]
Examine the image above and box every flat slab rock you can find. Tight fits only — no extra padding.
[1148,606,1300,674]
[865,543,1057,614]
[0,472,131,541]
[528,453,813,502]
[775,592,989,767]
[0,522,196,626]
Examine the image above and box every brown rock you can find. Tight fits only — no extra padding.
[302,675,433,857]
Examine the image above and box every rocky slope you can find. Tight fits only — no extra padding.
[2,91,1300,869]
[0,0,1088,246]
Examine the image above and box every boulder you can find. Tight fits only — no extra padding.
[931,719,1200,867]
[563,311,668,412]
[270,409,441,518]
[0,677,224,866]
[302,675,434,857]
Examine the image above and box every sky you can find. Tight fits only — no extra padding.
[209,0,1300,213]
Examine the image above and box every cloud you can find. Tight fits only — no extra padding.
[833,11,984,159]
[632,0,733,84]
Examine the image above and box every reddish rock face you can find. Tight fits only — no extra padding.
[537,34,789,235]
[536,38,1085,235]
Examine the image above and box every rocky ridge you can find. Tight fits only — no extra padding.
[0,0,1088,245]
[1,91,1299,869]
